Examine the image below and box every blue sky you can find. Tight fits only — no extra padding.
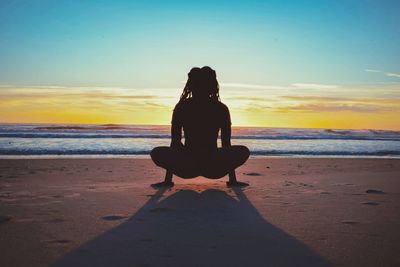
[1,0,399,87]
[0,0,399,129]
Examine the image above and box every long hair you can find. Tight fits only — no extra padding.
[179,66,220,103]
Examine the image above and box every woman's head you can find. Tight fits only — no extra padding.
[179,66,220,102]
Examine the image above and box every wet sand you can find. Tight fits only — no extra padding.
[0,158,399,267]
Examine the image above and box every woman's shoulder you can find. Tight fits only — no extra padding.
[216,101,229,112]
[174,99,192,111]
[175,99,228,111]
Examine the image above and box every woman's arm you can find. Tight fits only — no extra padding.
[221,124,231,148]
[170,103,184,148]
[221,104,232,148]
[170,123,183,148]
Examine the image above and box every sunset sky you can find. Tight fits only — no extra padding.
[0,0,399,130]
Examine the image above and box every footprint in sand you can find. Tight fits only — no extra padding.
[243,172,262,176]
[101,215,128,221]
[299,183,313,187]
[341,220,360,225]
[366,189,385,194]
[320,191,331,195]
[284,182,294,186]
[362,202,380,206]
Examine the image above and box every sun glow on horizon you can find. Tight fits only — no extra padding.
[1,83,399,130]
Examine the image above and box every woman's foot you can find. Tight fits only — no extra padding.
[226,181,249,187]
[227,170,248,187]
[151,181,174,188]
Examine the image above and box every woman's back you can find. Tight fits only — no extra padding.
[172,98,231,153]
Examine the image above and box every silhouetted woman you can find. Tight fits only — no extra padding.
[151,66,250,187]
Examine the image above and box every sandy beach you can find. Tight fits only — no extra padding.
[0,158,399,267]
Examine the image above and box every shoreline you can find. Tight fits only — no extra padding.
[1,155,400,159]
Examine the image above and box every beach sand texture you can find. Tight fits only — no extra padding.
[0,158,399,267]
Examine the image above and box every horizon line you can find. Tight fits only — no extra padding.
[0,122,399,132]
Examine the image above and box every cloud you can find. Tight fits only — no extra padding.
[0,85,175,100]
[98,95,159,99]
[365,69,381,73]
[386,73,400,78]
[220,83,290,90]
[290,83,338,89]
[144,102,170,108]
[364,69,400,79]
[280,95,346,102]
[224,96,278,102]
[221,82,340,90]
[274,103,400,113]
[0,85,179,116]
[238,103,275,112]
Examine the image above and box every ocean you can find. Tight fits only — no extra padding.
[0,123,400,158]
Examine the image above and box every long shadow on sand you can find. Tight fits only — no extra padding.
[53,187,330,267]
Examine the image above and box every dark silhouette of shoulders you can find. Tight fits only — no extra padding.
[172,99,231,127]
